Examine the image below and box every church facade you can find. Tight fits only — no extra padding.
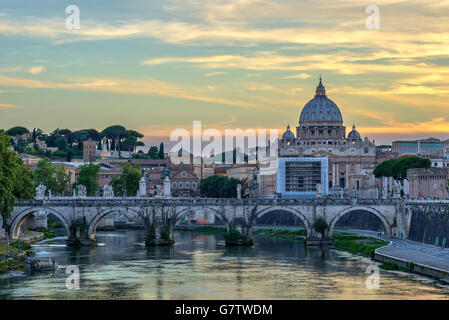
[278,78,378,196]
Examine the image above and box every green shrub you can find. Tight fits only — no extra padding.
[43,231,56,239]
[313,218,329,237]
[10,241,31,250]
[161,229,171,241]
[380,261,398,270]
[224,228,243,243]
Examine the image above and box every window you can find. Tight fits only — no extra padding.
[192,182,197,189]
[172,182,177,189]
[179,182,183,189]
[181,171,187,177]
[364,148,369,154]
[185,182,190,189]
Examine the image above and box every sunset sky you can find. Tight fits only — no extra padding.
[0,0,448,146]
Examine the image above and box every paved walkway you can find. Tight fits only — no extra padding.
[342,229,449,272]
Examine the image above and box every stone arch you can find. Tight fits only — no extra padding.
[329,206,391,237]
[174,206,227,225]
[256,206,312,236]
[9,207,70,239]
[87,207,140,239]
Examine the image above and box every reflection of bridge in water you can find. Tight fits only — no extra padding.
[8,197,449,246]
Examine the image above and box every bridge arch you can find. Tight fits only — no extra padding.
[173,206,227,225]
[256,207,312,236]
[329,206,392,237]
[9,207,70,239]
[87,207,140,239]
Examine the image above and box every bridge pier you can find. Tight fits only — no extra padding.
[224,224,254,246]
[144,223,175,246]
[305,228,333,246]
[67,217,97,247]
[33,210,48,232]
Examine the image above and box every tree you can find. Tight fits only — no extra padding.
[147,146,159,159]
[200,175,242,198]
[313,217,329,239]
[0,130,34,235]
[54,136,67,150]
[111,163,141,196]
[374,156,431,180]
[158,142,165,159]
[13,137,28,153]
[74,163,100,196]
[34,158,71,195]
[101,125,126,158]
[7,126,29,137]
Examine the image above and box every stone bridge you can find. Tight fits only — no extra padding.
[6,197,448,246]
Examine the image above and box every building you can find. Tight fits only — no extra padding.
[170,169,200,197]
[18,153,42,168]
[278,78,378,197]
[407,167,449,200]
[83,139,97,162]
[225,164,258,181]
[169,149,200,197]
[392,138,443,158]
[277,157,328,198]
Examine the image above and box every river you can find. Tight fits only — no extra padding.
[1,229,449,299]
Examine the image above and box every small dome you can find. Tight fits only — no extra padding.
[282,125,295,139]
[348,124,361,140]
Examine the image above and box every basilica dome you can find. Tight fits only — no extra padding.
[299,78,343,124]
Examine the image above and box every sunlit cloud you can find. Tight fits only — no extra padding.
[28,66,45,74]
[0,102,22,109]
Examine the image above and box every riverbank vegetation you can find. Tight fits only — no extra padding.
[332,232,388,258]
[0,241,28,273]
[252,228,307,241]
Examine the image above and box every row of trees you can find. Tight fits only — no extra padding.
[373,156,431,180]
[6,125,147,161]
[134,142,165,160]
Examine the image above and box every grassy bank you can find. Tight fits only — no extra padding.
[0,231,46,273]
[332,232,389,258]
[0,241,29,273]
[252,228,306,241]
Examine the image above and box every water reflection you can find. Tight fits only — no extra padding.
[0,229,448,300]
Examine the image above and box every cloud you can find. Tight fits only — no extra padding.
[28,66,45,74]
[0,75,261,109]
[0,102,22,109]
[360,117,449,135]
[280,73,311,79]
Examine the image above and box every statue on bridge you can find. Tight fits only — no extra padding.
[76,185,87,198]
[35,184,46,200]
[103,185,114,197]
[139,176,147,197]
